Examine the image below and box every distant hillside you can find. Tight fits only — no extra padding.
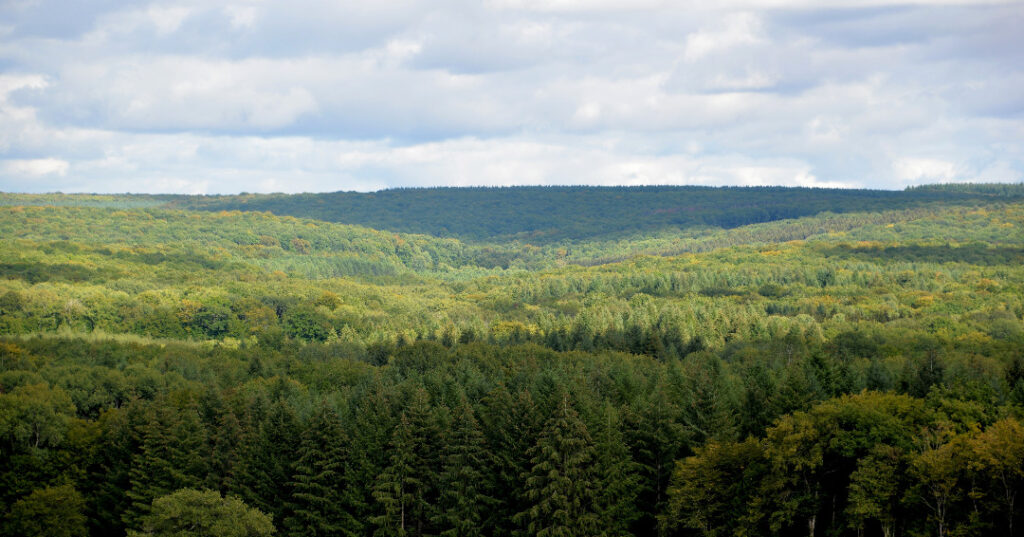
[163,184,1024,242]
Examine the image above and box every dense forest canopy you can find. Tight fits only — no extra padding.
[1,185,1024,537]
[6,184,1023,243]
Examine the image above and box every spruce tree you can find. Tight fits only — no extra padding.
[481,385,541,537]
[123,398,209,529]
[433,397,494,537]
[285,399,360,537]
[373,388,441,537]
[593,404,640,537]
[373,413,418,537]
[514,393,598,537]
[347,382,396,527]
[230,398,300,527]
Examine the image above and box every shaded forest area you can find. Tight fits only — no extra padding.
[1,186,1024,537]
[162,184,1024,242]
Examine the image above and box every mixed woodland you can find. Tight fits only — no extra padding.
[1,185,1024,537]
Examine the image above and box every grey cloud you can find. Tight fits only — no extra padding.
[0,0,1021,192]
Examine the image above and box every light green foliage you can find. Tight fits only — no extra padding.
[127,488,274,537]
[0,383,75,452]
[3,484,87,537]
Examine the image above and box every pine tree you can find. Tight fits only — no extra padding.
[514,393,598,537]
[347,382,397,527]
[481,385,541,537]
[373,413,418,537]
[122,398,209,529]
[592,404,640,537]
[285,399,360,537]
[373,388,441,537]
[229,397,300,527]
[433,397,494,537]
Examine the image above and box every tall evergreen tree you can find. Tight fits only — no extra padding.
[230,397,300,527]
[285,399,360,537]
[373,388,441,537]
[480,385,541,537]
[514,393,598,537]
[433,397,493,537]
[347,381,397,527]
[592,404,640,537]
[123,398,209,529]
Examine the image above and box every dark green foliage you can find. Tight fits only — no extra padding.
[433,398,493,537]
[285,400,359,537]
[514,393,599,537]
[372,388,441,537]
[123,397,210,529]
[230,398,300,526]
[165,185,1024,242]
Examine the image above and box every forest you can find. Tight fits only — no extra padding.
[1,185,1024,537]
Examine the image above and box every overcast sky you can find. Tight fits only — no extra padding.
[1,0,1022,193]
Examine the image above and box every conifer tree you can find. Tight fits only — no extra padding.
[123,398,209,529]
[285,399,360,537]
[481,385,541,537]
[373,388,441,537]
[373,413,418,537]
[514,393,598,537]
[433,397,493,537]
[347,382,396,527]
[593,404,640,537]
[230,398,300,527]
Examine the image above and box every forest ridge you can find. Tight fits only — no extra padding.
[1,185,1023,537]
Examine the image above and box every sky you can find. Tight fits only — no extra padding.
[0,0,1022,194]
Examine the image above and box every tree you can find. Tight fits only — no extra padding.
[664,438,767,537]
[846,445,903,537]
[480,385,541,537]
[284,400,359,537]
[909,433,968,537]
[0,383,75,453]
[514,393,598,537]
[373,388,441,537]
[968,418,1024,536]
[592,404,640,537]
[123,398,210,529]
[373,413,418,537]
[762,410,825,537]
[4,484,87,537]
[127,488,274,537]
[229,398,300,526]
[433,398,493,537]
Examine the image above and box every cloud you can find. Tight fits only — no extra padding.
[2,158,69,177]
[0,0,1021,192]
[893,157,958,184]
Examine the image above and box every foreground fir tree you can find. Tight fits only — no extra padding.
[480,385,541,537]
[592,404,640,537]
[372,388,441,537]
[230,398,300,526]
[433,397,494,537]
[514,393,598,537]
[284,399,359,537]
[347,382,396,527]
[123,398,209,529]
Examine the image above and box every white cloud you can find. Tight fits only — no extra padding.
[684,12,764,62]
[893,157,959,184]
[3,158,69,177]
[0,0,1021,192]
